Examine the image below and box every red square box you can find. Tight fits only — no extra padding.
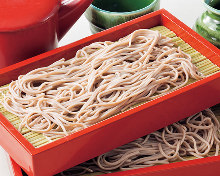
[0,9,220,176]
[8,146,220,176]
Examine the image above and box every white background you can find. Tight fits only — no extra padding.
[0,0,205,175]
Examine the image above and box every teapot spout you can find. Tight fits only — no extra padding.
[58,0,93,41]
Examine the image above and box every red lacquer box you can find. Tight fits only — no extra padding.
[0,9,220,176]
[9,154,220,176]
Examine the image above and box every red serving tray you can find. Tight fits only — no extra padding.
[0,9,220,176]
[9,153,220,176]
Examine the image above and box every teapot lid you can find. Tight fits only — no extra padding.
[0,0,59,32]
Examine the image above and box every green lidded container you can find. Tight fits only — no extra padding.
[194,0,220,48]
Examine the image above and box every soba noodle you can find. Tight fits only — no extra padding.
[61,109,220,175]
[0,29,203,139]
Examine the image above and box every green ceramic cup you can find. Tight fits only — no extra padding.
[85,0,160,34]
[194,0,220,48]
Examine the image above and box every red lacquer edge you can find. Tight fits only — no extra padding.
[107,154,220,176]
[9,153,220,176]
[9,158,23,176]
[0,8,219,156]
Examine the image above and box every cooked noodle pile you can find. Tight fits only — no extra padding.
[61,109,220,175]
[0,29,203,139]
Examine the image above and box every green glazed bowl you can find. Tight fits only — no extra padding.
[194,0,220,48]
[85,0,160,34]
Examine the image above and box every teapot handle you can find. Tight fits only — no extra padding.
[58,0,93,41]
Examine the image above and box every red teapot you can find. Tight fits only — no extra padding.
[0,0,93,69]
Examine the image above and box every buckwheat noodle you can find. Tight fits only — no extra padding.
[0,29,203,139]
[61,109,220,175]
